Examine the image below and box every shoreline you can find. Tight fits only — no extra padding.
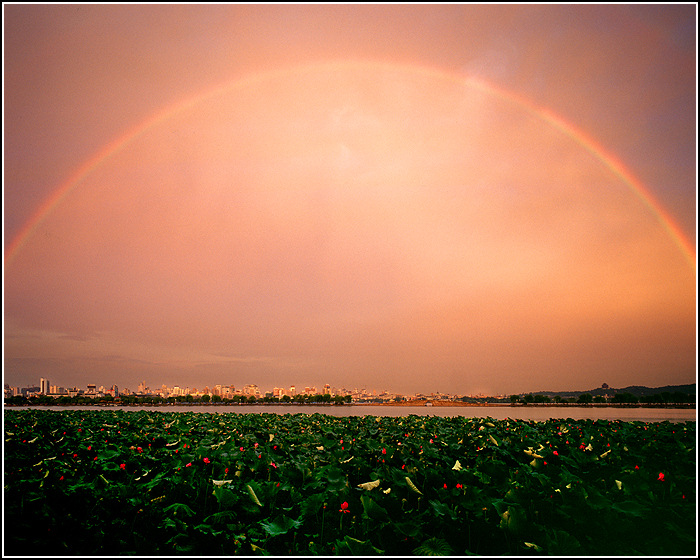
[362,401,696,409]
[4,401,695,410]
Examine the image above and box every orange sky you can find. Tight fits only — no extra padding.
[3,5,696,395]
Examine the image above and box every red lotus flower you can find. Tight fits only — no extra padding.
[240,447,244,452]
[225,467,229,474]
[382,448,386,454]
[553,451,559,456]
[443,483,448,489]
[119,463,126,470]
[456,483,463,489]
[634,465,639,470]
[186,462,192,467]
[658,472,665,482]
[203,457,211,464]
[137,447,143,453]
[339,501,350,513]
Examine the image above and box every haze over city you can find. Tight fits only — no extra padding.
[3,4,696,397]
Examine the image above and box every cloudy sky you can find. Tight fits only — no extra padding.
[4,4,696,396]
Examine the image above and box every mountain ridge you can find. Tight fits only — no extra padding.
[527,383,696,398]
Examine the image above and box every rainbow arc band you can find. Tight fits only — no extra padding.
[4,60,695,271]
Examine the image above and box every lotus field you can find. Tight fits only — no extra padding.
[3,409,696,555]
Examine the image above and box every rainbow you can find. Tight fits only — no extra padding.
[5,60,696,270]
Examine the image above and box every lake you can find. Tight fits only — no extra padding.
[13,404,696,423]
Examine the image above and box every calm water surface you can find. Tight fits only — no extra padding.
[14,404,696,423]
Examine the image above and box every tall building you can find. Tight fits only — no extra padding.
[40,378,50,395]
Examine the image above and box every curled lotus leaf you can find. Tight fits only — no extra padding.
[405,476,423,495]
[358,479,381,491]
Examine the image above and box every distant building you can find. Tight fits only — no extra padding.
[243,384,259,396]
[40,378,50,395]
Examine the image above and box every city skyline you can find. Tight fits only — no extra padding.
[4,5,696,397]
[5,375,482,399]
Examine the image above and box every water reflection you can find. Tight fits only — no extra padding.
[17,404,696,423]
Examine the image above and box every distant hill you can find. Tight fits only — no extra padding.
[528,384,696,399]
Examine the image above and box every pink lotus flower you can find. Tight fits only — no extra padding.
[240,447,244,452]
[203,457,210,464]
[186,462,192,467]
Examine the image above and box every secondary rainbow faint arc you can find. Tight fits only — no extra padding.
[5,60,696,270]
